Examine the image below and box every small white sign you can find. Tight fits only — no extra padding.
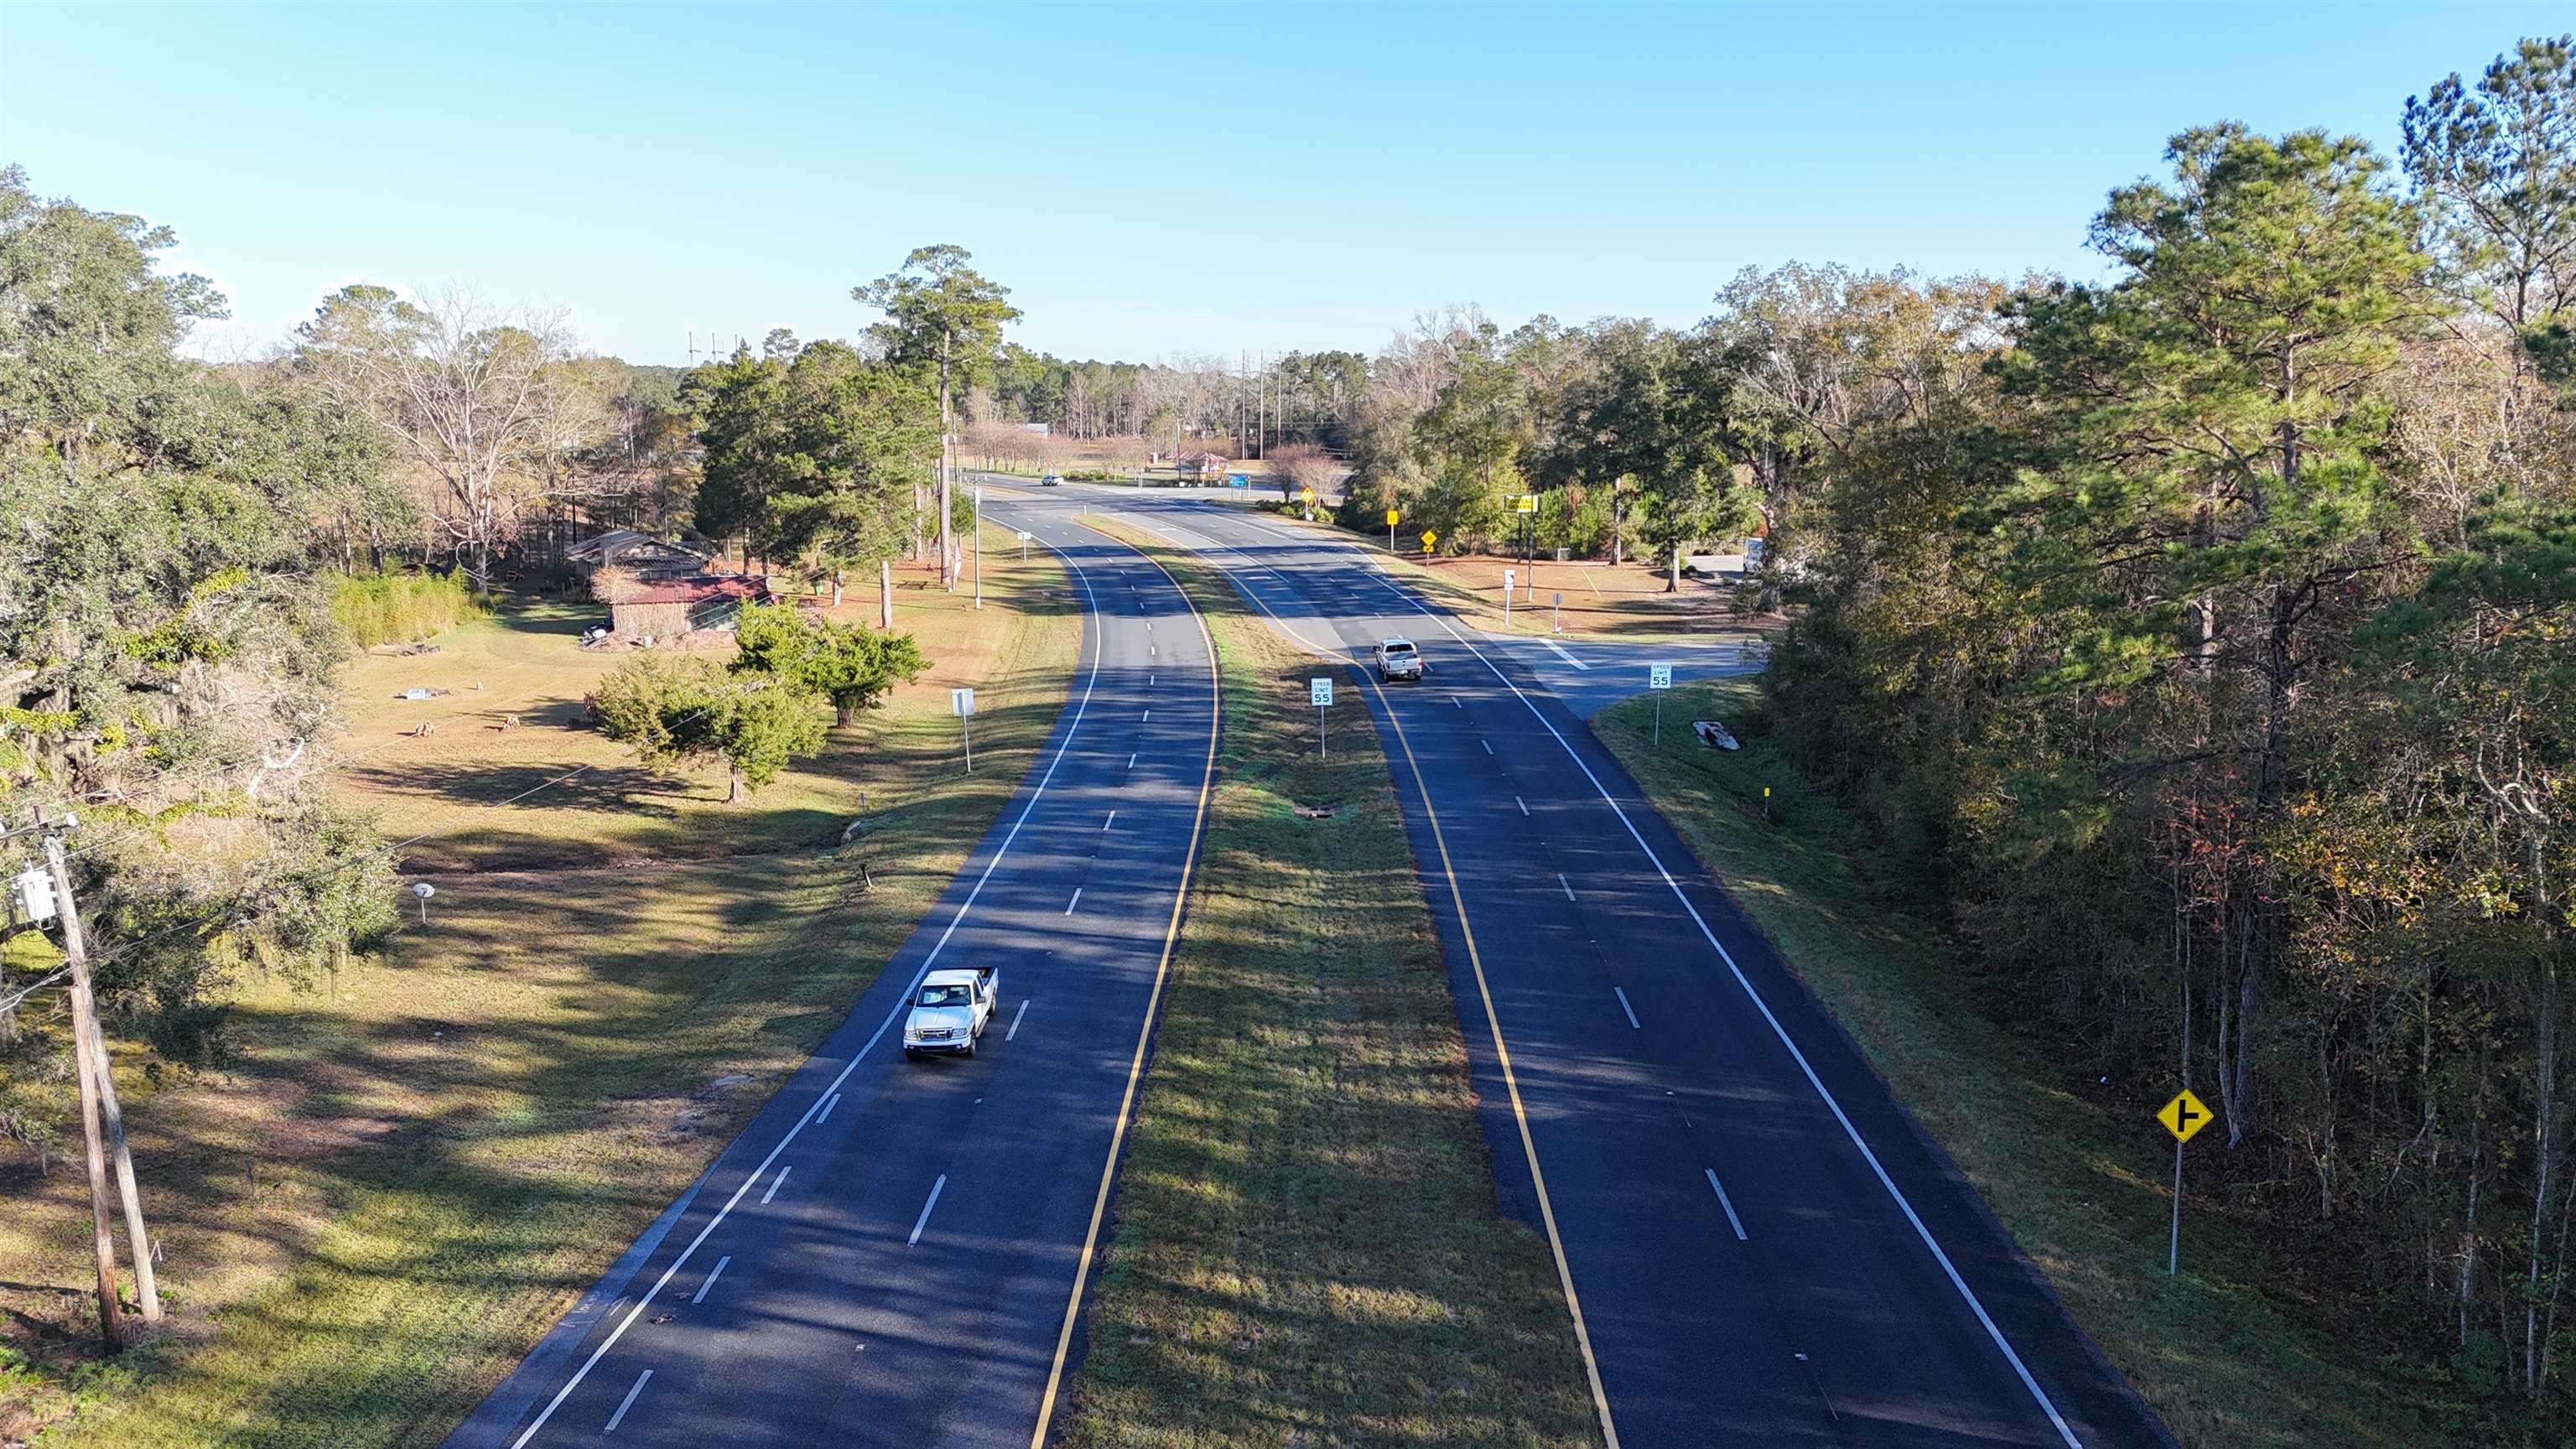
[1502,569,1516,591]
[411,881,436,900]
[1309,678,1334,708]
[952,688,976,718]
[1649,663,1673,691]
[1015,530,1032,542]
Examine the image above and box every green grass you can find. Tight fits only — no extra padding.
[1054,525,1602,1449]
[1591,678,2534,1449]
[2,528,1083,1447]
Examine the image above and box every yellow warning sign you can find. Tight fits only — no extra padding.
[1386,508,1400,527]
[2157,1090,2213,1144]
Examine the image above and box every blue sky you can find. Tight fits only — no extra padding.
[4,1,2565,366]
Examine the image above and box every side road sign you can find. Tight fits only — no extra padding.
[951,688,975,718]
[1649,663,1673,690]
[1309,678,1333,707]
[2158,1089,2212,1143]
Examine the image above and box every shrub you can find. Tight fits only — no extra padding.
[329,571,491,649]
[588,652,827,802]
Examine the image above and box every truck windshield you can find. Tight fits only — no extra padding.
[917,984,973,1007]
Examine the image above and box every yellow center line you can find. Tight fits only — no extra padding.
[1027,530,1222,1448]
[1356,667,1624,1448]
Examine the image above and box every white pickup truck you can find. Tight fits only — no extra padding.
[902,967,1000,1058]
[1374,637,1427,683]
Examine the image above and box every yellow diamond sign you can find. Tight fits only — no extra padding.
[2157,1089,2213,1144]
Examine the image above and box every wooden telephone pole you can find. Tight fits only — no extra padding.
[37,811,160,1348]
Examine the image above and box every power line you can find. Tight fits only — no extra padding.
[46,591,754,868]
[52,679,571,867]
[66,605,758,979]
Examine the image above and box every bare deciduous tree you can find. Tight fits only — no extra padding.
[1269,440,1341,505]
[294,287,588,580]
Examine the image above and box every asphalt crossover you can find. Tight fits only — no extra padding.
[1055,483,2172,1449]
[443,512,1218,1449]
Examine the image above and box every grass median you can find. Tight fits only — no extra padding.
[1057,521,1602,1449]
[2,527,1078,1447]
[1592,678,2513,1449]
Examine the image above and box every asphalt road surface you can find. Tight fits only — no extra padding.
[1036,482,2171,1449]
[445,510,1218,1449]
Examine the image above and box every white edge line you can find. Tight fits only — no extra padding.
[603,1369,650,1433]
[689,1254,730,1305]
[1543,637,1590,670]
[505,525,1115,1449]
[1202,509,2088,1449]
[909,1173,948,1245]
[1705,1169,1749,1242]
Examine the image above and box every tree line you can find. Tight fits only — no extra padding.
[975,345,1370,455]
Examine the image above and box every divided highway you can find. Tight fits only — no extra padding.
[1038,483,2171,1449]
[445,512,1217,1449]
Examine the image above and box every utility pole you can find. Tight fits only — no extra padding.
[972,479,984,611]
[40,815,160,1345]
[2173,969,2192,1276]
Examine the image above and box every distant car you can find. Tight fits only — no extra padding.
[1374,637,1426,683]
[1041,473,1065,486]
[902,966,1000,1058]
